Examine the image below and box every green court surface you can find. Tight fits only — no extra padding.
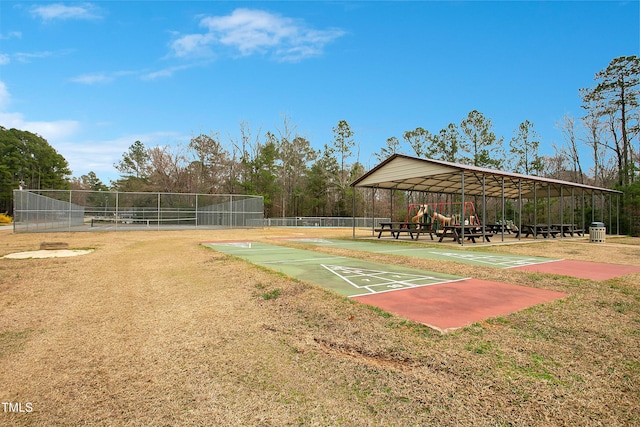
[284,238,557,268]
[202,242,465,297]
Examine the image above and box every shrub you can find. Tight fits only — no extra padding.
[0,212,12,224]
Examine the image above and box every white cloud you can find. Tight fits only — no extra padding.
[14,50,60,63]
[30,3,102,21]
[0,80,80,139]
[54,132,185,178]
[202,9,297,55]
[68,69,138,85]
[69,73,113,85]
[68,64,198,84]
[169,33,216,59]
[141,64,199,80]
[170,8,345,62]
[0,81,10,110]
[0,80,182,180]
[0,49,73,65]
[55,138,134,177]
[0,111,80,140]
[0,31,22,40]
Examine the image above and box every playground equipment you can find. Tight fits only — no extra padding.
[410,204,429,224]
[406,202,479,231]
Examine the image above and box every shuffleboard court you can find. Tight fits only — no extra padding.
[353,279,567,332]
[285,238,556,268]
[287,239,640,281]
[203,241,568,331]
[202,241,464,297]
[513,259,640,281]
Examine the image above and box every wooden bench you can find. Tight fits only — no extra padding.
[460,232,493,243]
[450,230,493,244]
[374,227,434,240]
[551,224,585,237]
[519,225,559,238]
[571,228,584,236]
[486,224,513,234]
[40,241,69,250]
[536,230,558,238]
[437,226,493,244]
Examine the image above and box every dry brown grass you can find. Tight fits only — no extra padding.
[1,227,639,426]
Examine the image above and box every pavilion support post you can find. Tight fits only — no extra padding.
[560,186,564,239]
[370,188,375,236]
[547,185,551,234]
[534,183,537,238]
[352,185,357,238]
[602,193,606,233]
[608,193,612,235]
[461,171,465,246]
[482,175,487,242]
[501,177,505,242]
[571,188,575,236]
[582,188,587,234]
[518,180,522,241]
[616,193,620,235]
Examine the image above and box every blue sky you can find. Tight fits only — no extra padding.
[1,1,638,183]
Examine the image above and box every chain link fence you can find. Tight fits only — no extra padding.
[247,217,390,227]
[13,190,264,233]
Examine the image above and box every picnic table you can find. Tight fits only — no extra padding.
[375,222,434,240]
[551,224,584,237]
[516,224,559,239]
[485,223,513,234]
[438,224,493,244]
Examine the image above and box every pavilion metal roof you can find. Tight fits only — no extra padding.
[351,154,621,199]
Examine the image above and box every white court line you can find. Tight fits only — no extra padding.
[505,258,565,269]
[262,256,346,264]
[328,245,543,267]
[290,241,557,269]
[428,251,554,267]
[321,264,470,296]
[338,271,437,291]
[349,277,471,298]
[286,238,333,243]
[214,247,285,252]
[204,245,286,252]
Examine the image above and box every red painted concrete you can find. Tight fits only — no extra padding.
[353,279,567,332]
[513,260,640,281]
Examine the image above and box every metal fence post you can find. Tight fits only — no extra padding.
[68,190,72,232]
[115,191,119,231]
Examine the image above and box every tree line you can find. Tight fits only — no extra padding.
[0,126,71,213]
[2,56,638,231]
[94,118,361,218]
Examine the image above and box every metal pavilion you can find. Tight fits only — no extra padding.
[350,154,622,243]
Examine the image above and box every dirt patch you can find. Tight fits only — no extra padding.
[3,249,93,259]
[0,228,639,425]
